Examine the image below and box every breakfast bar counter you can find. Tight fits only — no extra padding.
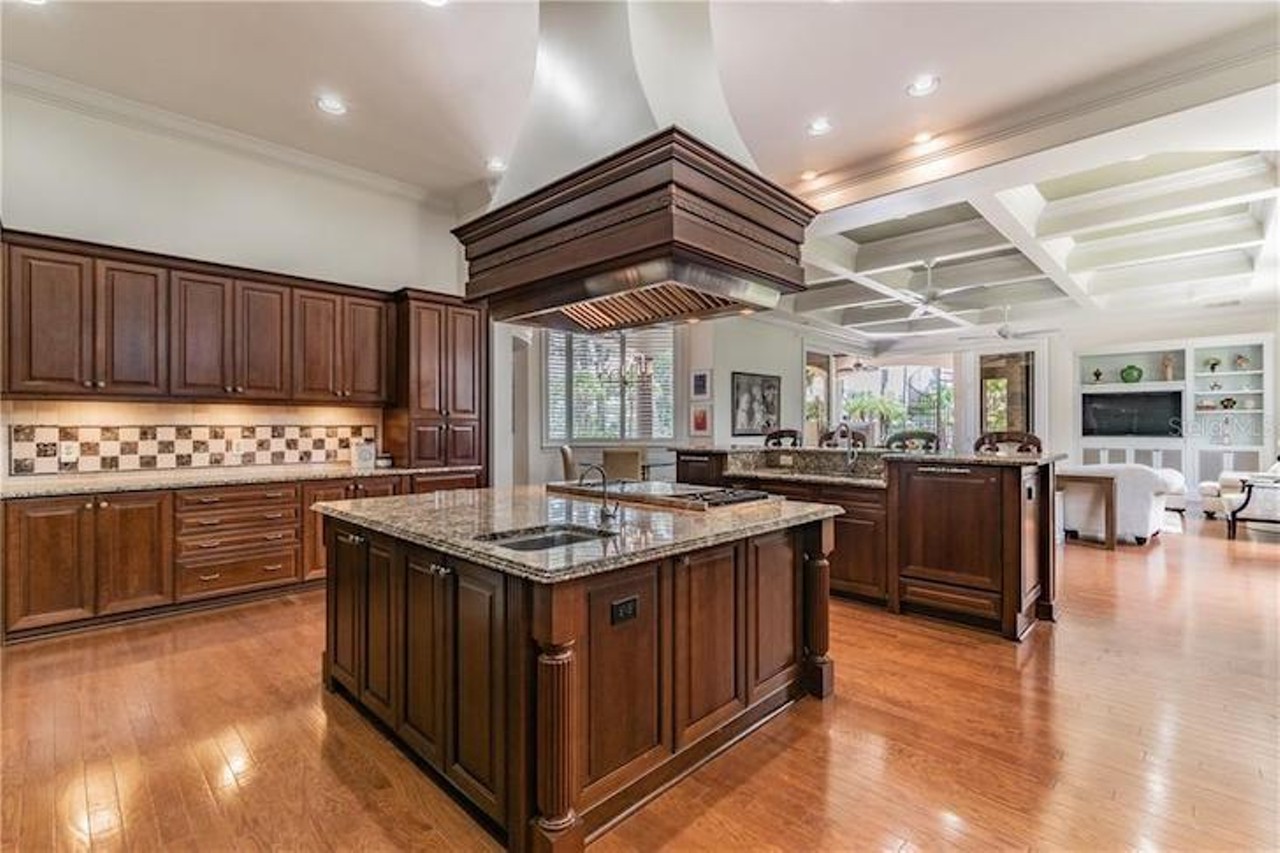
[313,486,841,852]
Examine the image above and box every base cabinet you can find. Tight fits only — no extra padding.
[829,498,888,602]
[302,476,406,581]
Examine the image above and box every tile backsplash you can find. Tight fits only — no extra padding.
[9,423,377,475]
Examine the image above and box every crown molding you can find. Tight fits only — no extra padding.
[805,23,1280,213]
[2,63,456,213]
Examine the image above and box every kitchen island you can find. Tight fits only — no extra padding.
[314,486,841,852]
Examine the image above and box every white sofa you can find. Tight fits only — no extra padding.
[1058,463,1186,545]
[1199,460,1280,518]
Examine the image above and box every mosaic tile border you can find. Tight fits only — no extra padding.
[9,424,377,476]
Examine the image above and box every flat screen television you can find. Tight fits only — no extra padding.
[1082,391,1182,437]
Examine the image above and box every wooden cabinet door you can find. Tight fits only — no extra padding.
[171,271,234,397]
[233,280,290,399]
[408,301,446,419]
[745,531,802,704]
[398,547,449,768]
[6,247,94,395]
[830,504,888,601]
[409,420,448,468]
[360,535,398,726]
[292,290,343,402]
[411,472,480,494]
[95,490,174,615]
[326,523,364,694]
[897,465,1003,592]
[355,476,402,499]
[95,260,168,396]
[4,497,96,632]
[343,296,388,404]
[673,544,746,749]
[303,481,353,581]
[446,421,482,468]
[445,559,507,821]
[445,305,482,419]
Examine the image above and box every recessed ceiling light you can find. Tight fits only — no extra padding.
[800,170,819,181]
[739,308,755,316]
[422,0,448,6]
[315,95,347,116]
[906,74,940,98]
[485,157,507,174]
[686,317,701,325]
[912,131,934,146]
[807,117,833,137]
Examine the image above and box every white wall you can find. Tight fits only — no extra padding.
[2,91,461,293]
[704,316,807,446]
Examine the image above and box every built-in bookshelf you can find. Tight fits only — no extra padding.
[1076,334,1274,488]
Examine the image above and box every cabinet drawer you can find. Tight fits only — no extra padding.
[176,525,298,558]
[176,483,298,512]
[175,503,298,534]
[176,548,299,600]
[900,578,1000,621]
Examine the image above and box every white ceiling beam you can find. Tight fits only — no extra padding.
[934,278,1063,311]
[839,303,921,327]
[1037,154,1280,238]
[970,187,1098,308]
[1066,211,1265,272]
[853,218,1011,274]
[903,252,1045,295]
[1088,250,1255,296]
[790,280,896,313]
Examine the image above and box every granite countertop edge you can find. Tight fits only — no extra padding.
[0,464,483,500]
[727,470,888,489]
[313,500,844,584]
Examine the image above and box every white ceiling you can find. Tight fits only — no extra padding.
[4,0,1274,203]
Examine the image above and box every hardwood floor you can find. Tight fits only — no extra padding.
[3,517,1276,851]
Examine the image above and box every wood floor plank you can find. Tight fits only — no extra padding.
[1,516,1276,851]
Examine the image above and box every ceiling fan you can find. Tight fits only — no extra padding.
[907,259,940,320]
[959,305,1061,341]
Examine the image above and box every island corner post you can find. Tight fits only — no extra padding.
[320,511,838,853]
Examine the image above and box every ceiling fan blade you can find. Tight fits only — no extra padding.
[1011,327,1062,337]
[958,333,993,341]
[909,304,928,320]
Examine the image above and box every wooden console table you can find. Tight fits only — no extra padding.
[1058,473,1117,550]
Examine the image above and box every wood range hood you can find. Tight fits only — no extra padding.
[452,127,818,332]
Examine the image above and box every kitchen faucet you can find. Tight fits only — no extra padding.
[836,422,860,471]
[578,464,620,521]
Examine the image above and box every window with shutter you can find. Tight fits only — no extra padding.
[544,328,675,443]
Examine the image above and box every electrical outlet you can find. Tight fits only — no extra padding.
[778,453,794,467]
[59,441,80,463]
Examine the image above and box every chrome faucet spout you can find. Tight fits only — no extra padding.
[578,464,620,520]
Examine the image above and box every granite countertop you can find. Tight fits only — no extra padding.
[313,485,843,584]
[726,469,887,489]
[0,463,482,500]
[882,451,1067,467]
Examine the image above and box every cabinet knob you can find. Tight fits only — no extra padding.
[337,532,365,546]
[430,563,452,577]
[224,385,234,393]
[95,380,106,389]
[335,390,343,397]
[83,501,94,510]
[234,386,245,394]
[82,380,93,388]
[98,500,109,508]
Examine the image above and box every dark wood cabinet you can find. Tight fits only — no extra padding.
[446,305,483,420]
[95,260,169,396]
[398,548,449,767]
[673,543,746,749]
[4,496,96,632]
[95,490,174,615]
[675,451,727,486]
[895,464,1003,593]
[302,477,404,581]
[406,300,446,419]
[292,290,388,404]
[327,524,365,694]
[170,271,234,397]
[233,280,291,399]
[344,296,389,403]
[360,535,398,726]
[828,493,888,602]
[410,472,481,493]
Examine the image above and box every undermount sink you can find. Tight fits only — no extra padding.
[477,524,617,552]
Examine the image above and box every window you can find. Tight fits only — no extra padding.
[835,358,955,447]
[980,351,1035,433]
[545,328,675,442]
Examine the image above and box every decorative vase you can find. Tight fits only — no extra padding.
[1235,354,1251,371]
[1206,357,1221,373]
[1092,368,1103,384]
[1220,397,1238,410]
[1119,365,1143,383]
[1161,354,1175,381]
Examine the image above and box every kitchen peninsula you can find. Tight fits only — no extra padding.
[314,486,841,852]
[677,446,1062,640]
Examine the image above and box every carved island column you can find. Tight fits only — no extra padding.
[802,518,836,698]
[530,583,585,853]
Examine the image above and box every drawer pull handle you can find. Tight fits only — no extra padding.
[263,533,286,541]
[262,512,285,520]
[198,519,222,526]
[262,564,283,573]
[198,497,221,504]
[198,572,222,583]
[198,540,223,549]
[337,532,365,546]
[917,466,972,475]
[263,491,285,498]
[429,563,452,577]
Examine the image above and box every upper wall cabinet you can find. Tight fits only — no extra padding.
[6,247,168,397]
[170,274,290,400]
[293,290,388,404]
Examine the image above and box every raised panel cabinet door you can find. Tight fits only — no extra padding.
[292,290,342,401]
[830,506,888,601]
[445,421,482,468]
[7,247,94,394]
[4,497,96,633]
[170,271,234,397]
[445,559,506,821]
[745,531,802,703]
[343,296,388,403]
[356,476,402,499]
[326,523,364,694]
[898,465,1003,592]
[411,473,480,494]
[408,420,448,468]
[95,490,174,615]
[302,481,352,581]
[398,548,448,768]
[95,260,168,396]
[673,543,746,749]
[409,301,446,419]
[445,305,482,419]
[233,280,291,399]
[360,536,398,726]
